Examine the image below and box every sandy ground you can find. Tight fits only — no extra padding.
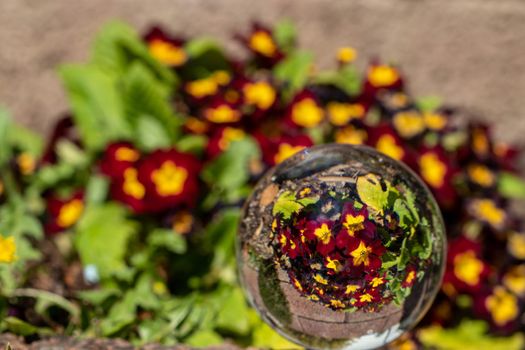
[1,0,525,148]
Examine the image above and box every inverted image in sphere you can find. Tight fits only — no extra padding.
[237,144,446,350]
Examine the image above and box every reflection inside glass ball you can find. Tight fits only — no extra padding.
[237,144,446,350]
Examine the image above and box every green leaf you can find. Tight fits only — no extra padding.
[85,175,110,205]
[0,107,11,166]
[175,134,208,156]
[272,190,316,220]
[11,288,80,322]
[356,173,392,213]
[416,95,442,113]
[397,237,410,270]
[135,115,172,151]
[201,137,260,200]
[59,64,132,151]
[122,62,181,142]
[100,290,137,336]
[183,38,231,78]
[252,319,302,350]
[185,330,223,347]
[273,51,314,100]
[498,172,525,199]
[76,288,121,305]
[2,317,52,337]
[419,320,524,350]
[313,65,361,96]
[91,21,175,86]
[148,228,187,254]
[274,20,296,52]
[55,139,88,167]
[8,125,44,158]
[215,287,250,335]
[74,203,137,279]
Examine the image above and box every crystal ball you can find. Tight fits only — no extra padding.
[237,144,446,350]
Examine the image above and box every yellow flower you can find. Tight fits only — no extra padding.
[115,147,140,162]
[471,199,505,229]
[508,232,525,259]
[376,134,404,161]
[57,199,84,228]
[327,102,364,126]
[243,81,276,110]
[184,117,209,134]
[291,98,324,128]
[314,223,332,245]
[249,31,277,57]
[334,126,367,145]
[453,250,484,286]
[393,111,425,138]
[472,127,490,156]
[123,168,145,200]
[205,105,241,124]
[367,65,399,88]
[345,284,360,294]
[503,265,525,296]
[405,270,416,285]
[0,236,16,263]
[337,47,357,64]
[424,112,447,130]
[467,164,495,187]
[186,77,219,98]
[314,274,328,285]
[370,277,384,288]
[218,127,245,151]
[419,152,447,188]
[359,293,373,303]
[342,214,365,236]
[326,257,343,272]
[293,278,303,291]
[485,287,518,326]
[151,161,188,197]
[17,152,36,176]
[330,299,345,309]
[274,143,305,164]
[149,39,187,66]
[350,241,372,267]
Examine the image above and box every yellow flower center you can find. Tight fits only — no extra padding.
[508,233,525,260]
[472,128,489,156]
[314,274,328,285]
[115,147,140,162]
[376,134,404,160]
[326,257,343,272]
[419,152,447,188]
[370,277,384,288]
[274,143,305,164]
[314,223,332,245]
[345,284,360,294]
[211,70,231,86]
[57,199,84,228]
[335,126,367,145]
[343,214,365,236]
[350,241,372,266]
[172,211,193,235]
[367,65,399,88]
[0,236,16,264]
[453,250,483,286]
[359,293,373,303]
[243,82,276,110]
[293,278,303,291]
[473,199,505,228]
[424,112,447,130]
[291,98,324,128]
[503,265,525,296]
[151,161,188,197]
[485,287,518,326]
[327,102,364,126]
[123,168,145,200]
[330,299,345,308]
[149,39,187,67]
[393,111,426,138]
[218,127,245,151]
[17,152,36,175]
[467,164,495,187]
[337,47,357,63]
[186,78,219,98]
[405,270,416,284]
[184,117,209,134]
[205,105,241,124]
[249,31,277,57]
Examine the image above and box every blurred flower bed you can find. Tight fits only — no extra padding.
[0,20,525,349]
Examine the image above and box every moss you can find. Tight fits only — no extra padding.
[257,260,292,324]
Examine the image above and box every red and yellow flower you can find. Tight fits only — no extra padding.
[286,91,325,128]
[255,133,313,166]
[144,26,187,67]
[99,142,141,178]
[45,191,85,235]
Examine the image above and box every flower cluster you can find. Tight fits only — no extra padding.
[270,180,427,312]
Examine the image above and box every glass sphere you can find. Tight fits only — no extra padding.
[237,144,446,350]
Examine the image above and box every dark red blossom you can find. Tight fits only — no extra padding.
[237,23,284,67]
[285,90,325,129]
[45,191,85,235]
[143,26,187,67]
[255,132,313,166]
[99,142,141,178]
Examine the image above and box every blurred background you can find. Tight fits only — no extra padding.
[1,0,525,146]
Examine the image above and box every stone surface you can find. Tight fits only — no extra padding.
[0,0,524,151]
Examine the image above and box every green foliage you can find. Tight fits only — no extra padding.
[272,190,317,220]
[356,173,395,213]
[274,20,297,52]
[498,171,525,199]
[418,320,524,350]
[74,204,138,280]
[274,51,314,100]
